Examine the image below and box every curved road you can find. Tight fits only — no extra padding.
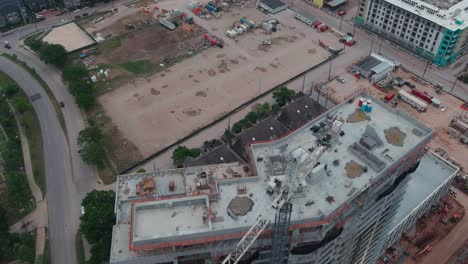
[0,57,80,264]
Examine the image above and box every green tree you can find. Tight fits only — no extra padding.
[273,86,296,106]
[13,96,31,114]
[68,80,95,110]
[136,168,146,173]
[78,126,104,146]
[39,44,67,68]
[80,190,115,264]
[78,126,106,167]
[75,92,96,111]
[5,172,31,206]
[171,146,201,167]
[26,37,43,52]
[245,111,258,124]
[80,142,106,168]
[1,84,19,98]
[255,103,271,119]
[3,140,22,171]
[12,233,35,264]
[62,65,89,82]
[231,122,243,134]
[238,119,252,129]
[0,206,9,259]
[87,240,111,264]
[223,129,234,142]
[69,80,93,95]
[80,190,115,244]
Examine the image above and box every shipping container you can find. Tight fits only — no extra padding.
[205,3,218,12]
[398,90,427,112]
[240,18,254,29]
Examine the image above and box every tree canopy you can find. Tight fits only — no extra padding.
[77,126,106,167]
[5,172,31,207]
[62,65,89,82]
[39,44,67,68]
[171,146,201,167]
[273,86,296,106]
[245,111,258,124]
[80,190,115,264]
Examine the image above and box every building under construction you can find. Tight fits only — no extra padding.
[110,91,456,264]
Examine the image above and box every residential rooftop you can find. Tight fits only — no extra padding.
[111,91,433,262]
[384,0,468,31]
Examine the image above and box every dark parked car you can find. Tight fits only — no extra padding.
[82,13,89,16]
[404,81,415,89]
[74,15,81,19]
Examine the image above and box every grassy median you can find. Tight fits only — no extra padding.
[0,71,36,224]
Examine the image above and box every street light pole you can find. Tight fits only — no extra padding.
[369,38,374,55]
[339,16,344,32]
[451,76,459,93]
[328,59,333,80]
[422,60,430,78]
[378,39,383,54]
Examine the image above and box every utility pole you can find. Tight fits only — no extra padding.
[378,39,383,54]
[422,60,430,78]
[451,76,459,93]
[328,59,333,80]
[369,38,374,55]
[351,21,357,37]
[302,74,306,93]
[339,15,344,31]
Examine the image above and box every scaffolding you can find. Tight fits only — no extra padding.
[271,202,293,264]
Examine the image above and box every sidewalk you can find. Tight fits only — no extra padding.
[8,102,48,258]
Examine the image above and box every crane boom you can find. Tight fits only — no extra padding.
[222,147,324,264]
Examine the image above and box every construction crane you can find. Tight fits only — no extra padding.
[221,146,325,264]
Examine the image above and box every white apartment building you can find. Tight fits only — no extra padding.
[357,0,468,67]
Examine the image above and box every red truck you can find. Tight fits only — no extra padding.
[411,89,432,103]
[384,93,395,102]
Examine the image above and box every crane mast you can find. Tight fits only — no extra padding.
[222,147,324,264]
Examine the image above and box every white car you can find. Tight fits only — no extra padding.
[81,206,85,215]
[336,76,345,83]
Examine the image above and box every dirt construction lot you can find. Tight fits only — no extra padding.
[96,24,207,66]
[98,2,336,157]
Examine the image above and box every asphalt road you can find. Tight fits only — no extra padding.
[0,57,80,264]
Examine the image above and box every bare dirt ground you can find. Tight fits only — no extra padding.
[42,22,95,52]
[403,189,468,264]
[401,195,465,263]
[96,23,207,65]
[99,4,334,157]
